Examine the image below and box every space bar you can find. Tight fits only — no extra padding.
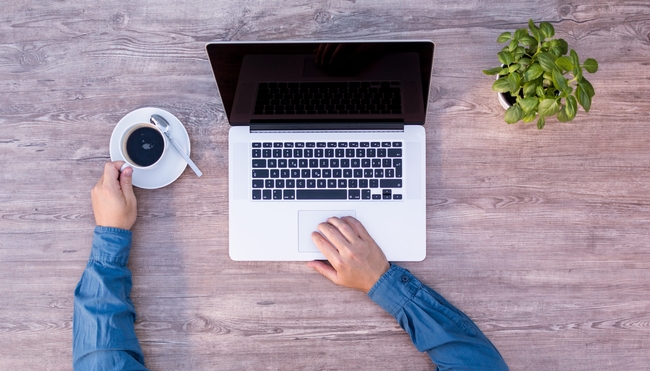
[296,190,347,200]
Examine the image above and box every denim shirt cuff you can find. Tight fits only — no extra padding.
[367,264,420,317]
[90,226,133,266]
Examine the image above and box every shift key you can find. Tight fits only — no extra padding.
[380,179,402,188]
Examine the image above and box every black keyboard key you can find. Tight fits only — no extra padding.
[270,169,279,178]
[364,169,373,178]
[348,189,361,200]
[323,169,332,178]
[370,179,379,188]
[382,142,391,147]
[328,179,337,188]
[371,142,381,147]
[263,190,272,199]
[252,169,269,178]
[284,190,295,199]
[380,179,402,188]
[372,194,381,200]
[388,149,402,157]
[360,142,370,147]
[281,169,290,178]
[294,149,303,157]
[289,159,298,168]
[276,179,285,188]
[295,142,305,148]
[362,159,371,167]
[396,166,403,178]
[338,142,348,147]
[265,179,274,188]
[383,159,392,167]
[375,169,384,178]
[341,159,350,167]
[297,190,347,200]
[335,149,345,158]
[252,190,261,199]
[263,142,273,148]
[346,149,355,157]
[386,169,395,178]
[252,142,262,148]
[320,159,329,167]
[349,142,359,147]
[382,189,392,199]
[291,169,300,178]
[252,180,264,188]
[338,179,347,188]
[263,149,272,158]
[333,169,342,178]
[268,159,277,168]
[299,159,308,168]
[286,179,295,188]
[325,149,334,158]
[317,179,327,188]
[362,189,371,199]
[273,190,282,199]
[330,159,340,167]
[312,169,321,178]
[309,159,318,168]
[393,194,402,200]
[302,169,310,178]
[348,179,358,188]
[296,179,306,188]
[307,179,316,188]
[359,179,368,188]
[273,149,282,158]
[283,149,292,158]
[343,169,353,178]
[377,149,387,157]
[274,142,283,148]
[317,142,326,147]
[252,149,261,158]
[315,149,324,157]
[351,159,360,167]
[252,159,266,168]
[304,149,314,158]
[306,142,316,147]
[278,159,287,168]
[327,142,337,147]
[284,142,294,148]
[367,149,376,157]
[392,142,402,147]
[356,149,365,157]
[354,169,363,178]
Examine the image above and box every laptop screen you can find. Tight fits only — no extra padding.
[206,41,434,126]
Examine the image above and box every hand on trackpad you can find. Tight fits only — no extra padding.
[298,210,356,252]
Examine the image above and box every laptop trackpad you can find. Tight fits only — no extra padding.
[298,210,356,253]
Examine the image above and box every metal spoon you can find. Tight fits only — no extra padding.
[150,114,202,177]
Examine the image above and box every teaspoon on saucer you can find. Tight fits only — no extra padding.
[150,114,202,177]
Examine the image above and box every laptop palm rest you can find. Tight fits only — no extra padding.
[298,210,356,253]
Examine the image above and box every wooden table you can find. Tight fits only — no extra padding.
[2,1,649,370]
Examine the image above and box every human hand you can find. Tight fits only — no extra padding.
[91,161,137,230]
[307,216,390,293]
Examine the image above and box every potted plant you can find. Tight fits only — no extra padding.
[483,19,598,129]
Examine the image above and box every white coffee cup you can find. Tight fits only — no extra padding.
[119,122,167,171]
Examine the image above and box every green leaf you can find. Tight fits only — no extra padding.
[523,80,538,97]
[566,95,577,120]
[583,58,599,73]
[528,19,542,42]
[520,36,537,46]
[579,77,595,98]
[552,69,569,94]
[500,68,509,75]
[536,85,545,97]
[508,39,519,52]
[507,72,521,94]
[576,85,592,112]
[538,98,561,116]
[498,51,513,66]
[513,46,526,60]
[555,39,569,56]
[497,32,512,43]
[492,77,511,93]
[537,52,558,73]
[555,56,574,71]
[540,22,555,39]
[504,104,523,124]
[557,104,570,122]
[483,66,503,75]
[524,63,544,81]
[523,112,537,123]
[518,97,539,113]
[570,49,580,68]
[537,116,546,129]
[508,64,519,73]
[514,28,528,40]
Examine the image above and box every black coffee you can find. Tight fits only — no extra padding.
[125,126,164,167]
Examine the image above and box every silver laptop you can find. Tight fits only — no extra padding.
[206,41,434,261]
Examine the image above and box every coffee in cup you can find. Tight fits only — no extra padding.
[120,123,167,169]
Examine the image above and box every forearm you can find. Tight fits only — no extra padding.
[73,227,147,371]
[368,265,508,371]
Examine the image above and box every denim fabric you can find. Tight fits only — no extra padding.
[73,227,148,371]
[74,228,507,371]
[369,264,509,371]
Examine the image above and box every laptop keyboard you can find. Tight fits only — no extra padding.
[251,141,403,201]
[254,81,402,115]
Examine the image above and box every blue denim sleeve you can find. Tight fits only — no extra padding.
[73,226,148,371]
[368,264,508,371]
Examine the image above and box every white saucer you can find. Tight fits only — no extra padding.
[110,107,190,189]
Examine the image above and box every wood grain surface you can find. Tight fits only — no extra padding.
[2,0,650,370]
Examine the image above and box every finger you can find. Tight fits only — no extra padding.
[321,43,337,65]
[315,44,326,64]
[311,231,341,265]
[119,166,136,203]
[102,162,121,190]
[329,44,345,64]
[326,217,360,244]
[317,220,352,249]
[341,216,373,241]
[306,260,340,284]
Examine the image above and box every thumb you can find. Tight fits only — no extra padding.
[307,261,340,285]
[120,166,136,201]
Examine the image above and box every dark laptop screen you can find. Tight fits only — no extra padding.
[206,41,434,126]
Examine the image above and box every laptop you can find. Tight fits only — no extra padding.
[205,41,434,261]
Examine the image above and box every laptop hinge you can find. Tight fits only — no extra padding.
[250,123,405,131]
